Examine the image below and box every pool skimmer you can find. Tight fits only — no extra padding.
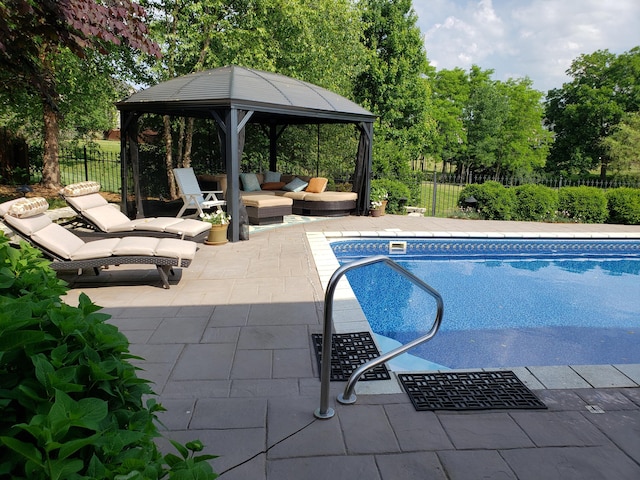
[388,240,407,254]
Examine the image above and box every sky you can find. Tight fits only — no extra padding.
[413,0,640,93]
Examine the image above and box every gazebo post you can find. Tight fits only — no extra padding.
[225,107,240,243]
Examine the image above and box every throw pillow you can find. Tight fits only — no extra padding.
[264,170,282,183]
[240,173,262,192]
[305,177,328,193]
[283,177,309,192]
[261,181,286,190]
[61,181,101,197]
[7,197,49,218]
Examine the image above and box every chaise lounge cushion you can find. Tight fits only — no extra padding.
[63,186,211,239]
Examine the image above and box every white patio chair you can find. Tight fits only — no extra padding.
[173,167,226,218]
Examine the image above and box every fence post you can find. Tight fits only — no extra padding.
[83,146,89,181]
[431,169,437,217]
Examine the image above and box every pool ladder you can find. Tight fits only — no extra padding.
[315,255,444,419]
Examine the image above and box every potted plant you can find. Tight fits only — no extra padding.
[369,185,388,217]
[200,208,231,245]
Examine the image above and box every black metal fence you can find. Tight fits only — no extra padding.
[418,172,640,217]
[58,147,121,193]
[22,145,640,217]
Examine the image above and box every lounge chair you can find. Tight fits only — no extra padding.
[173,167,226,218]
[0,197,197,289]
[60,181,211,241]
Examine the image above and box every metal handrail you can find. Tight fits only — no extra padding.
[314,255,444,419]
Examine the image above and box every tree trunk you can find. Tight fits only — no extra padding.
[41,98,61,189]
[163,115,177,199]
[39,43,61,189]
[183,117,194,168]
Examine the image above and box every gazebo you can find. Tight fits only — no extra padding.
[116,65,376,242]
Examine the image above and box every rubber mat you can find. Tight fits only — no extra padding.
[311,332,390,381]
[398,371,547,411]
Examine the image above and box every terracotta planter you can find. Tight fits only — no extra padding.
[204,224,228,245]
[370,200,387,217]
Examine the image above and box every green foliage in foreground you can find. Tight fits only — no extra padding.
[0,236,218,479]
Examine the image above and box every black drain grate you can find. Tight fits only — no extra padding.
[312,332,390,381]
[398,371,547,411]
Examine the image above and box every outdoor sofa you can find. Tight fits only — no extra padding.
[0,197,197,289]
[200,172,357,224]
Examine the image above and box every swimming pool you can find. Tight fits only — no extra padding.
[332,239,640,370]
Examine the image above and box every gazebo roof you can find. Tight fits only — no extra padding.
[116,65,375,124]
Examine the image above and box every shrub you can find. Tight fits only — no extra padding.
[513,184,558,221]
[606,187,640,225]
[371,178,411,214]
[558,186,608,223]
[458,181,515,220]
[0,236,218,479]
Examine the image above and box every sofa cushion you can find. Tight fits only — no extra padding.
[283,177,309,192]
[305,177,328,193]
[240,173,262,192]
[264,170,281,183]
[261,181,286,190]
[300,191,358,202]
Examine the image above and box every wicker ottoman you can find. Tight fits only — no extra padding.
[241,194,293,225]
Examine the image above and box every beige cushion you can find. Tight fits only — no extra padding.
[302,191,358,202]
[3,213,53,236]
[31,223,86,259]
[83,204,135,232]
[68,239,120,261]
[280,191,308,201]
[163,219,210,237]
[112,237,160,256]
[155,238,197,260]
[61,181,101,197]
[241,195,293,208]
[65,192,109,211]
[7,197,49,218]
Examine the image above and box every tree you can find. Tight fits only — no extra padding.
[428,68,469,173]
[545,47,640,178]
[145,0,367,196]
[601,111,640,174]
[0,0,159,188]
[353,0,434,180]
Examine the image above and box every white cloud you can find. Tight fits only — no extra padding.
[414,0,640,92]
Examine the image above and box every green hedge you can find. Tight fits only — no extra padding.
[458,181,515,220]
[371,178,412,214]
[513,184,558,222]
[558,186,608,223]
[457,183,640,224]
[606,187,640,225]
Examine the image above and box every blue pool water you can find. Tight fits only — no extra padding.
[333,239,640,369]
